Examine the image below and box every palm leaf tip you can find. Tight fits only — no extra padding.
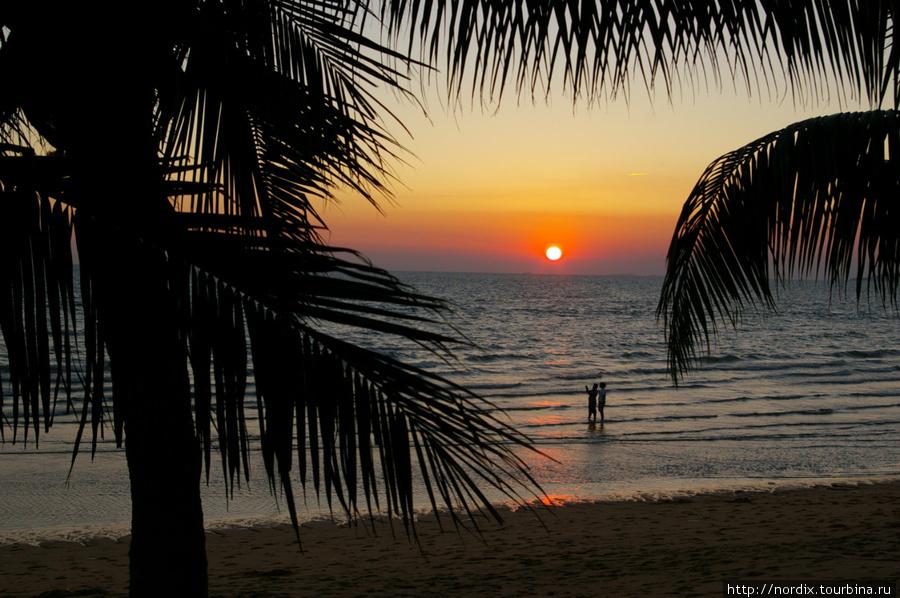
[658,110,900,384]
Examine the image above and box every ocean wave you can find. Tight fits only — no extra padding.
[702,393,816,405]
[687,353,895,375]
[844,402,900,411]
[857,364,900,374]
[480,388,573,400]
[597,414,720,425]
[653,414,719,421]
[549,372,605,381]
[699,354,743,364]
[464,352,534,363]
[732,408,835,418]
[623,383,703,393]
[831,349,900,359]
[601,366,668,377]
[605,429,854,443]
[469,381,524,391]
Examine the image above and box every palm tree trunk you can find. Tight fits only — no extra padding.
[88,229,208,598]
[117,283,208,598]
[65,52,209,596]
[126,415,207,598]
[91,174,209,598]
[77,202,209,598]
[15,4,211,594]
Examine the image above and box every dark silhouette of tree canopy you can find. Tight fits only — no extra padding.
[658,110,900,383]
[1,1,897,597]
[652,1,899,381]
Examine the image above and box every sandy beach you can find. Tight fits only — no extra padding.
[2,482,898,598]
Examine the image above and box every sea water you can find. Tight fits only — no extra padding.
[1,273,898,543]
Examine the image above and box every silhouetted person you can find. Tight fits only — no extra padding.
[597,382,608,423]
[585,383,599,422]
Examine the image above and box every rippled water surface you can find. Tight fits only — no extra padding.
[2,273,898,542]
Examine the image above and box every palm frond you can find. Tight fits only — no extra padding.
[657,110,900,383]
[387,0,899,108]
[171,216,543,534]
[159,0,418,237]
[143,2,547,532]
[0,152,77,445]
[241,309,541,537]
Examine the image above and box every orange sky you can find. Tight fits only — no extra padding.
[321,85,862,275]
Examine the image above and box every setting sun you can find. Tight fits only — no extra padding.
[545,246,563,261]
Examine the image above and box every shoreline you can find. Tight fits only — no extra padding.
[2,480,898,597]
[4,473,899,546]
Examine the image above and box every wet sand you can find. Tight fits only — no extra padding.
[2,482,898,597]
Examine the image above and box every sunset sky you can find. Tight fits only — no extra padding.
[321,83,862,276]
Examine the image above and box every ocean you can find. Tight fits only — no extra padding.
[1,272,898,543]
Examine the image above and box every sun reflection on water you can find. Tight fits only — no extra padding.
[536,493,579,507]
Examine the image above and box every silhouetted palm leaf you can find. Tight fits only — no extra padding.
[657,110,900,383]
[142,1,545,533]
[0,151,76,444]
[388,0,899,108]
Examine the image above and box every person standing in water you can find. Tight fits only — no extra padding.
[585,383,599,422]
[597,382,608,423]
